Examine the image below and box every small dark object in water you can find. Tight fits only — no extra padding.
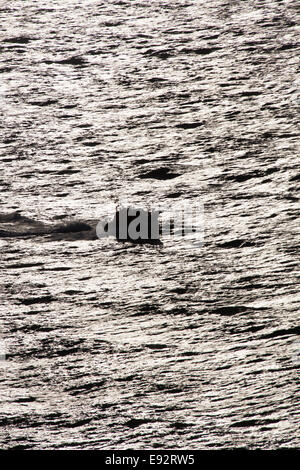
[100,207,162,245]
[54,221,92,233]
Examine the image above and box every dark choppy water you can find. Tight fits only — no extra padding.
[0,0,299,450]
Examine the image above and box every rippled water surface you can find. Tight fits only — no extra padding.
[0,0,299,449]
